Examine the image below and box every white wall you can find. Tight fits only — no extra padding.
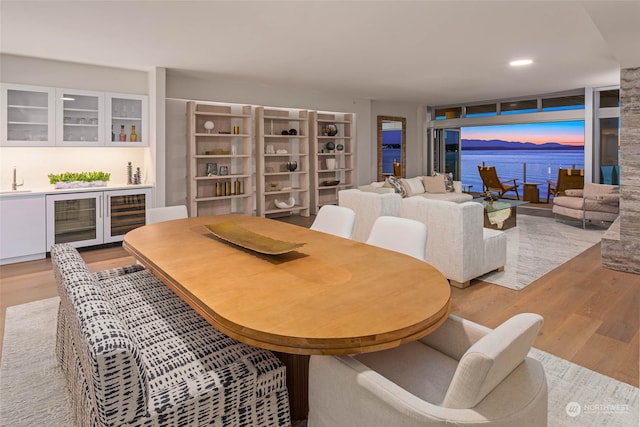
[1,54,148,94]
[0,147,148,190]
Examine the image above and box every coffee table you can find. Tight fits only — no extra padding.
[473,198,528,230]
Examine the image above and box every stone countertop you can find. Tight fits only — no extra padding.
[0,183,154,198]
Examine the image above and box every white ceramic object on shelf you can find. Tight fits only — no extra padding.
[326,158,336,170]
[204,121,215,133]
[274,197,296,209]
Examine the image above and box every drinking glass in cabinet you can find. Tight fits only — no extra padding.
[6,88,51,142]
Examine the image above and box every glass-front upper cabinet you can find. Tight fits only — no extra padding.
[105,93,148,146]
[1,83,56,146]
[56,88,104,146]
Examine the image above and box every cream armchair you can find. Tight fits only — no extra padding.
[308,313,547,427]
[552,183,619,228]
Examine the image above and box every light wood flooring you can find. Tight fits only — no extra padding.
[1,214,638,388]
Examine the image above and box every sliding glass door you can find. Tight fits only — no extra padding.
[433,128,461,179]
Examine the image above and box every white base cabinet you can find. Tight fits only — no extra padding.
[46,187,152,250]
[0,194,47,265]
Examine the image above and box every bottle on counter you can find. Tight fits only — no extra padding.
[130,125,138,142]
[119,125,126,142]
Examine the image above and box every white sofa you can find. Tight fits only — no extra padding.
[339,189,507,288]
[338,190,402,242]
[359,175,473,203]
[401,197,507,288]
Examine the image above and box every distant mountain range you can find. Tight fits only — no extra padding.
[461,139,583,150]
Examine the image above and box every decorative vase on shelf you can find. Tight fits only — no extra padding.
[324,124,338,136]
[286,161,298,172]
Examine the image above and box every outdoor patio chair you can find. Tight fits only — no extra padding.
[478,165,520,199]
[546,168,584,203]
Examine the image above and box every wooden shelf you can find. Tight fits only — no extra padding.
[256,107,310,218]
[187,101,253,217]
[310,111,356,214]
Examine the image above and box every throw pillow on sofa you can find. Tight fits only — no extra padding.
[400,177,426,197]
[434,172,455,192]
[386,176,407,197]
[422,175,447,193]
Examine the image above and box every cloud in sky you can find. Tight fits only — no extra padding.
[461,120,584,146]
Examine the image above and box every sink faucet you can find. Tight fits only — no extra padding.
[12,167,23,191]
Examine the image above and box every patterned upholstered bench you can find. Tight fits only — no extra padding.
[52,244,291,427]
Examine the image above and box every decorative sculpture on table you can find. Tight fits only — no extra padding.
[483,191,499,206]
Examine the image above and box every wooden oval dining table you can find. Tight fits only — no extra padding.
[123,214,452,420]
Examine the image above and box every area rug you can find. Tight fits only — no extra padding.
[1,298,638,427]
[478,214,606,290]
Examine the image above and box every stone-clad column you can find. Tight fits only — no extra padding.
[602,66,640,274]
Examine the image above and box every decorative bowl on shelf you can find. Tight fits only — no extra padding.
[274,197,296,209]
[281,130,290,135]
[286,161,298,172]
[288,129,297,135]
[322,179,340,186]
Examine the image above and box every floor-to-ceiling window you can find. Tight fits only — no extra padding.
[594,88,620,184]
[427,89,618,190]
[433,128,461,179]
[460,121,584,200]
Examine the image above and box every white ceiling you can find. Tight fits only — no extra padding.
[2,1,639,106]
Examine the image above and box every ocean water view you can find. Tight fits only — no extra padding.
[460,149,585,200]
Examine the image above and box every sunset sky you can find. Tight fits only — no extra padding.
[461,120,584,146]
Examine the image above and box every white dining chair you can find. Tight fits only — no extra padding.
[366,216,427,260]
[310,205,357,239]
[145,205,188,224]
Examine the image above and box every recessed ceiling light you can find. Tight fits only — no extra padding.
[510,59,533,67]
